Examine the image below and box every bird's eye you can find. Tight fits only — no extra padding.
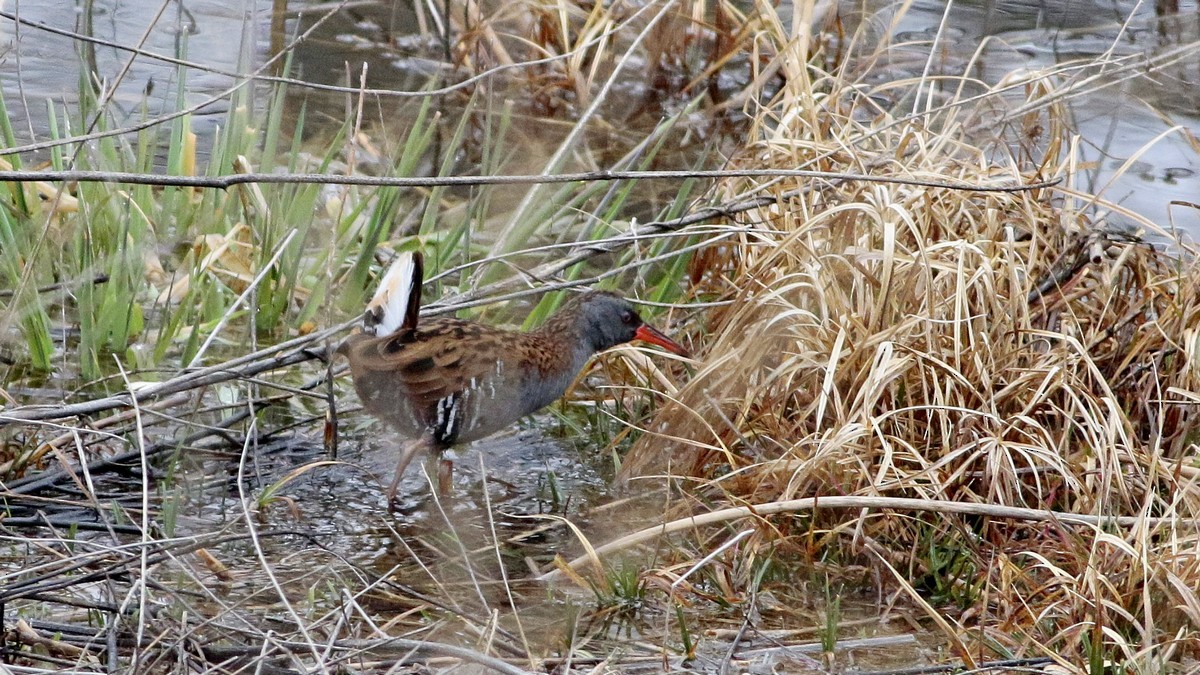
[620,310,635,325]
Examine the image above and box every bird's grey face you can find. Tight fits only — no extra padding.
[577,292,642,353]
[575,292,690,357]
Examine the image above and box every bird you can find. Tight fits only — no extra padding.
[336,250,690,504]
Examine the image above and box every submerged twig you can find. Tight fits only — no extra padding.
[4,404,257,495]
[0,274,108,299]
[198,637,534,675]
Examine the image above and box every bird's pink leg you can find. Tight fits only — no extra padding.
[386,434,434,508]
[436,458,454,495]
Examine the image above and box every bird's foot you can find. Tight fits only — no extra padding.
[481,474,521,498]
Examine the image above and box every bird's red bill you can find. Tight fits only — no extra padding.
[634,324,690,357]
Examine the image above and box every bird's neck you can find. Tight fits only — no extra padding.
[530,304,595,371]
[516,307,595,413]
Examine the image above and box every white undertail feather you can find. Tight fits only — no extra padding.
[363,251,423,337]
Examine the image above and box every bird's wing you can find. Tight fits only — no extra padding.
[345,318,512,407]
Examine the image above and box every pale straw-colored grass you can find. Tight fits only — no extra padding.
[616,1,1200,666]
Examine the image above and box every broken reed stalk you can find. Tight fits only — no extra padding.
[539,495,1189,582]
[0,166,1060,191]
[0,333,338,426]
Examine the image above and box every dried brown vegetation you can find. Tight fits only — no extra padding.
[613,7,1200,669]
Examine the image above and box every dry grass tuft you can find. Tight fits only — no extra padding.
[617,3,1200,666]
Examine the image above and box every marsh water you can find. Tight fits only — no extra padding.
[1,0,1198,669]
[3,1,1198,233]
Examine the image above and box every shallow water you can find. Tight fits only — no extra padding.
[0,1,261,153]
[271,421,614,562]
[3,1,1196,238]
[865,0,1200,237]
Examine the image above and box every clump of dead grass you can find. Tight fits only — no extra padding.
[450,0,764,118]
[617,4,1200,668]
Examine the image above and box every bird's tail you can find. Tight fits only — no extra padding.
[363,250,424,337]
